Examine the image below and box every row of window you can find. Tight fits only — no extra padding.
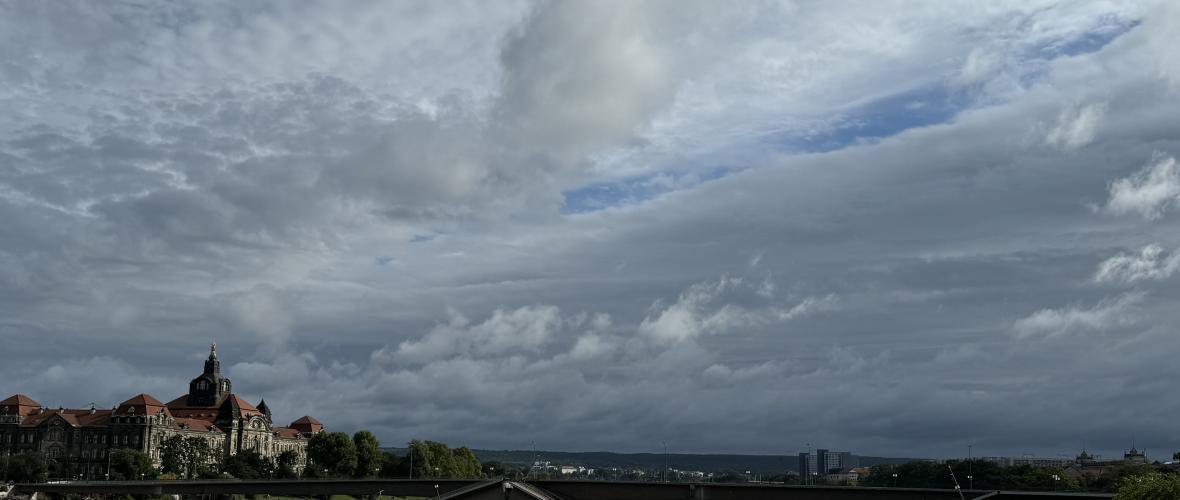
[0,433,36,443]
[0,431,141,446]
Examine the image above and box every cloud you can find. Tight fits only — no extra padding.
[1045,102,1106,150]
[381,305,564,366]
[1012,293,1144,338]
[1093,244,1180,285]
[776,294,840,320]
[6,0,1180,459]
[637,276,835,343]
[1105,154,1180,219]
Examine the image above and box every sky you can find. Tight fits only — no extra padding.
[2,0,1180,461]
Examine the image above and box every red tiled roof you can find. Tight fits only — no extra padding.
[272,427,303,439]
[291,415,321,425]
[15,407,113,427]
[20,410,76,427]
[170,409,220,419]
[1,394,40,406]
[75,409,113,427]
[1,394,43,416]
[172,417,219,432]
[121,394,166,407]
[289,415,324,433]
[115,393,169,416]
[224,394,260,413]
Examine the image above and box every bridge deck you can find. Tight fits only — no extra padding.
[11,479,1116,500]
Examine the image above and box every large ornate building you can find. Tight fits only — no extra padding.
[0,344,324,479]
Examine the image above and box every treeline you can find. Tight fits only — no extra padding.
[860,459,1164,493]
[0,432,481,482]
[301,433,481,479]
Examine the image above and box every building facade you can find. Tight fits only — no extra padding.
[0,344,323,479]
[799,449,855,476]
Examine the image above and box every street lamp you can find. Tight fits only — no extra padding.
[1052,474,1060,491]
[968,445,973,490]
[891,472,898,488]
[663,442,668,483]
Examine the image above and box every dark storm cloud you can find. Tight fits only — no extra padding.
[1,0,1178,461]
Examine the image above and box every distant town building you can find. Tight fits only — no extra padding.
[980,456,1074,468]
[0,344,322,479]
[1066,445,1149,480]
[977,444,1150,482]
[830,466,870,484]
[797,449,855,476]
[1123,446,1146,463]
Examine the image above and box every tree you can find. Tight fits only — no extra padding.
[353,430,382,478]
[275,450,300,479]
[1116,472,1180,499]
[451,447,482,478]
[109,448,155,481]
[405,440,484,479]
[378,452,402,479]
[4,452,48,483]
[222,450,275,479]
[307,431,357,478]
[160,436,219,479]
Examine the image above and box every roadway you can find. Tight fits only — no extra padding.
[11,479,1117,500]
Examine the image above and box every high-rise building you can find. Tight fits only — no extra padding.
[797,449,855,475]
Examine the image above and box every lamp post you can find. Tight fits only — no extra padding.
[968,445,973,490]
[1052,474,1060,491]
[891,472,898,488]
[663,442,668,483]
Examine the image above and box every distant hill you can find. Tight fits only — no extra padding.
[383,448,915,474]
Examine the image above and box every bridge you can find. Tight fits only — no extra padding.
[9,479,1116,500]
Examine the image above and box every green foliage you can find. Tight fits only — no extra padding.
[406,440,483,479]
[1116,472,1180,499]
[109,448,155,481]
[378,451,402,478]
[860,460,1078,491]
[160,435,219,479]
[353,430,383,478]
[275,450,300,479]
[307,431,358,478]
[222,449,275,479]
[4,452,48,483]
[482,460,506,478]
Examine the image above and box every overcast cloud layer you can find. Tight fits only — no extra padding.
[3,0,1180,460]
